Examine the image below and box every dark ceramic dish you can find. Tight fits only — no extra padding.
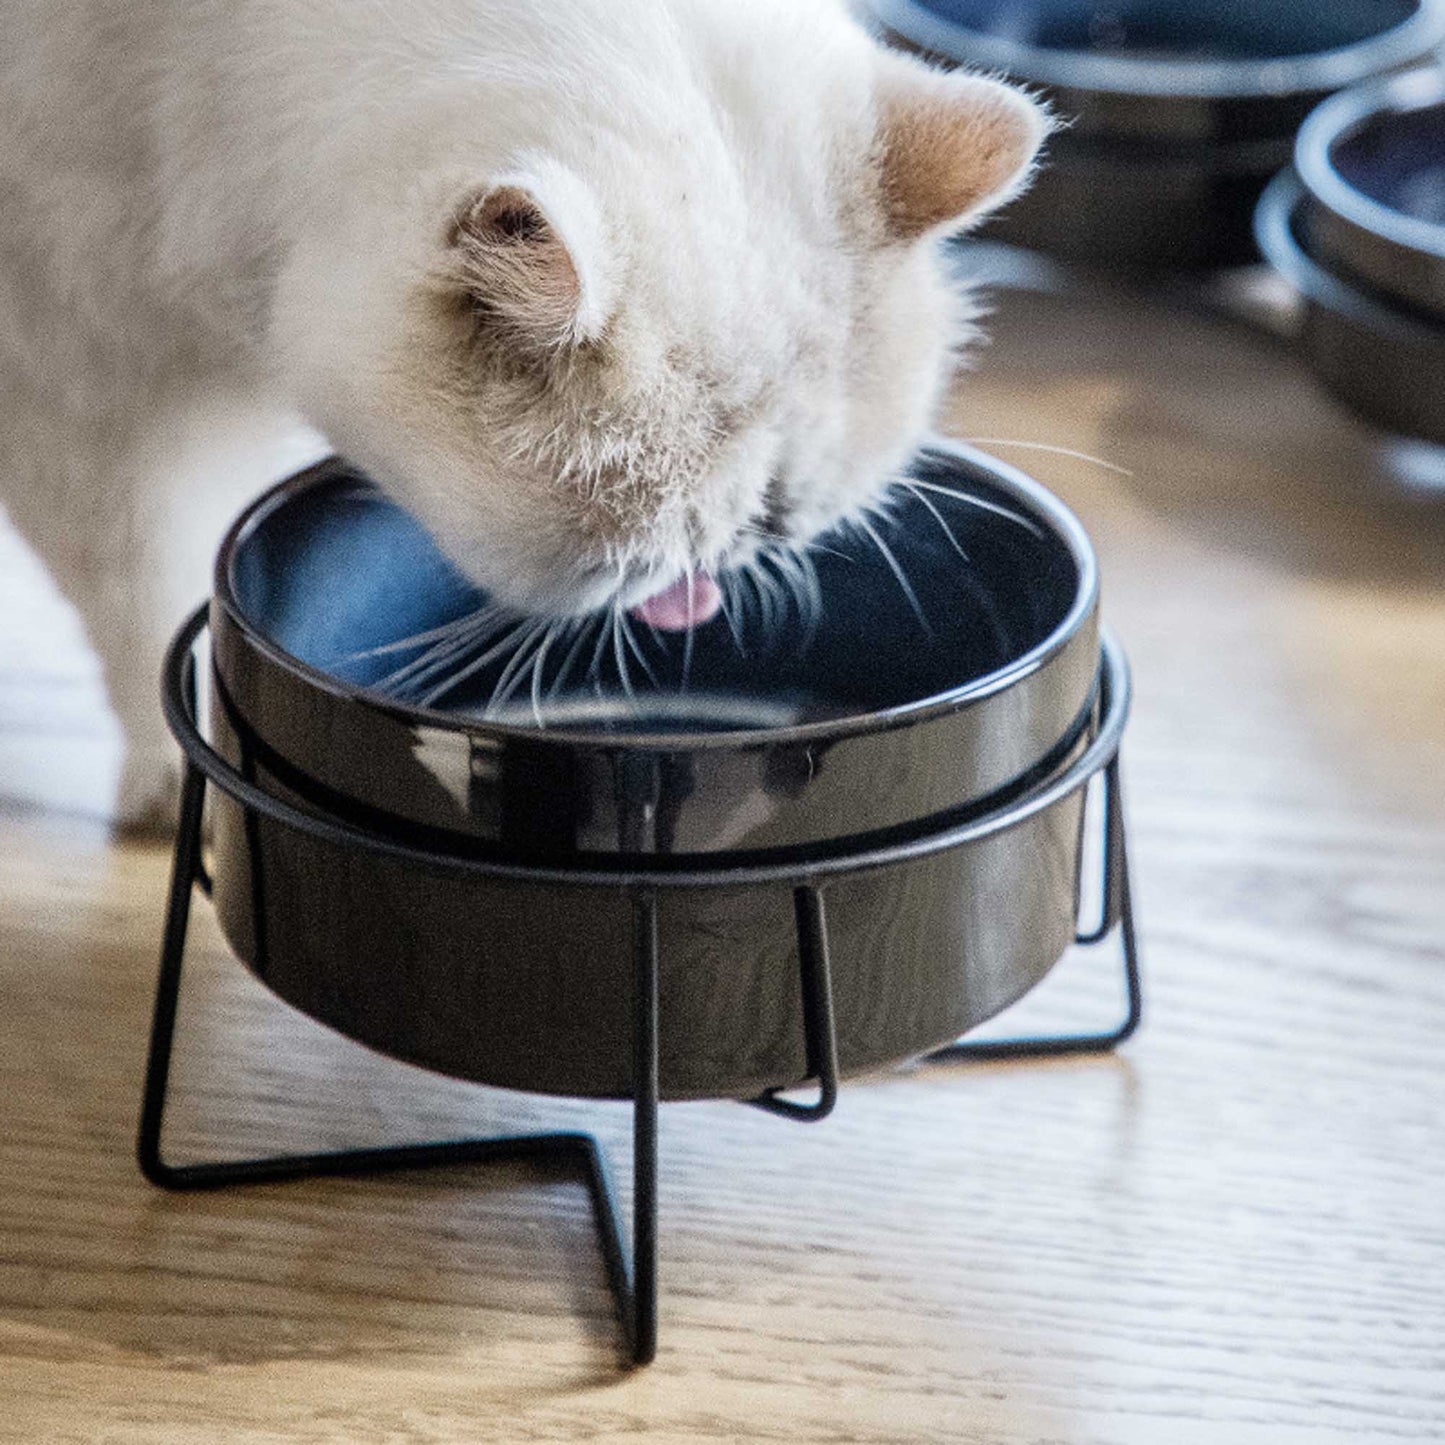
[1296,67,1445,321]
[1255,166,1445,446]
[869,0,1445,269]
[211,441,1099,861]
[194,444,1129,1100]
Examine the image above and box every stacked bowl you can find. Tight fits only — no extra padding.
[1255,68,1445,445]
[869,0,1445,270]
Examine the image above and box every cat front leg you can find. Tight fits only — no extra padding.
[0,377,324,830]
[106,387,327,830]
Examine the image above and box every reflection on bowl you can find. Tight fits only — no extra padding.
[868,0,1445,269]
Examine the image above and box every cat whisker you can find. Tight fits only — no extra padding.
[417,617,534,707]
[717,573,748,657]
[471,619,542,710]
[384,627,508,695]
[758,552,793,629]
[800,550,824,645]
[548,614,597,704]
[586,608,615,690]
[752,559,788,638]
[959,437,1133,477]
[530,631,556,725]
[853,513,931,633]
[680,573,697,693]
[897,481,971,562]
[802,540,855,564]
[736,565,763,637]
[379,631,480,695]
[343,604,500,664]
[768,547,822,646]
[619,610,660,689]
[483,618,552,717]
[901,477,1046,539]
[741,566,771,639]
[785,549,822,634]
[383,629,500,695]
[376,606,518,694]
[611,608,638,707]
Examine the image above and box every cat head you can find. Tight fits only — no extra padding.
[271,1,1048,628]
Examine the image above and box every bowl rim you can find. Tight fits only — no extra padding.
[1254,165,1445,343]
[171,607,1132,888]
[213,437,1099,754]
[1295,66,1445,265]
[868,0,1445,101]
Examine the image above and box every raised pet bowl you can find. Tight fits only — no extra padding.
[140,439,1141,1364]
[198,441,1118,1098]
[869,0,1445,269]
[210,445,1100,860]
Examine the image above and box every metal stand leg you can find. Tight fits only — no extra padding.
[749,887,840,1122]
[626,890,660,1363]
[925,755,1142,1064]
[136,765,661,1368]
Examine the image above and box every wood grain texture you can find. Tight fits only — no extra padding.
[2,279,1443,1443]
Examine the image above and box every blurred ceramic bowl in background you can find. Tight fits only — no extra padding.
[210,442,1100,860]
[868,0,1445,270]
[1295,67,1445,321]
[1255,166,1445,446]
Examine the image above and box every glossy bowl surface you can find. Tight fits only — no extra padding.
[211,441,1100,860]
[1255,166,1445,445]
[1297,68,1445,319]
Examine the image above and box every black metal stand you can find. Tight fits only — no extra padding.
[136,608,1142,1369]
[925,754,1142,1064]
[138,759,665,1365]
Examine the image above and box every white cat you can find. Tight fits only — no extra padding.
[0,0,1045,825]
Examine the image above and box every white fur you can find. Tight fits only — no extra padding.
[0,0,1043,823]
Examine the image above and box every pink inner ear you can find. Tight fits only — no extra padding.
[879,75,1046,239]
[450,185,583,341]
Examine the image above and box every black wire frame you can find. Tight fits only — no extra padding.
[137,607,1143,1368]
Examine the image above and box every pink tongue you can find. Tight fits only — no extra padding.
[629,573,723,632]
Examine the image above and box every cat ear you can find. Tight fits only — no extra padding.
[447,165,612,346]
[875,59,1049,240]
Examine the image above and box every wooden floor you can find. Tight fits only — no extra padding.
[2,276,1443,1444]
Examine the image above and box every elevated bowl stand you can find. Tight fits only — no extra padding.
[137,606,1143,1367]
